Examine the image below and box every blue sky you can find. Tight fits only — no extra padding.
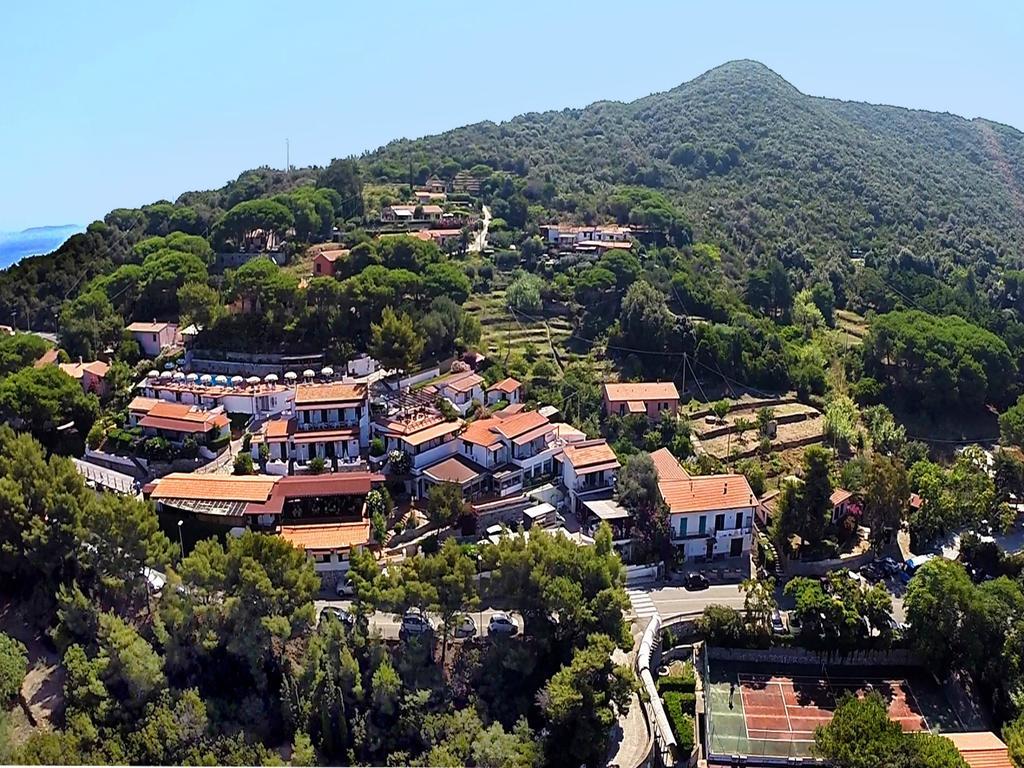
[3,0,1022,231]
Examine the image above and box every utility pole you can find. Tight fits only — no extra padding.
[285,139,290,176]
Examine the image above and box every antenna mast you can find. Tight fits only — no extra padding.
[286,139,290,176]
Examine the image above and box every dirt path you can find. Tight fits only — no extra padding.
[0,599,64,737]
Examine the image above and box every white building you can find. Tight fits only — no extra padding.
[126,321,180,358]
[650,447,756,562]
[558,439,621,514]
[138,375,293,419]
[431,371,485,416]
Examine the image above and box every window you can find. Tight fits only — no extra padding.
[678,517,688,537]
[464,442,473,456]
[313,553,330,564]
[715,513,725,531]
[698,516,706,534]
[735,512,743,530]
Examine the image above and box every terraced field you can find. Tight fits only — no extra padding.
[835,309,869,346]
[464,290,613,376]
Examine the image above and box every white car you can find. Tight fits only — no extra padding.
[401,611,433,635]
[454,615,477,638]
[488,613,518,636]
[335,577,355,597]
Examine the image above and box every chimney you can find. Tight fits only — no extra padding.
[723,481,728,495]
[78,356,83,365]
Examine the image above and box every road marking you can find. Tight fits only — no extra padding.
[627,589,661,620]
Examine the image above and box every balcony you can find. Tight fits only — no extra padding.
[670,525,752,543]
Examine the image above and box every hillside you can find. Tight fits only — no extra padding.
[365,60,1024,269]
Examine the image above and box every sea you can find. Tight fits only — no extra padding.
[0,224,85,269]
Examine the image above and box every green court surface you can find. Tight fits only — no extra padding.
[704,660,975,760]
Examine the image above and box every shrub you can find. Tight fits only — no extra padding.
[661,691,695,753]
[179,436,199,459]
[209,432,231,452]
[307,456,327,474]
[0,633,27,704]
[369,437,386,457]
[242,433,252,452]
[389,450,411,475]
[233,453,255,475]
[86,422,105,450]
[142,436,173,461]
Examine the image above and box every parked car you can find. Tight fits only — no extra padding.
[859,563,884,583]
[320,605,354,628]
[400,611,433,635]
[335,576,355,597]
[454,615,477,638]
[878,556,902,577]
[683,572,710,591]
[771,609,786,634]
[488,612,518,636]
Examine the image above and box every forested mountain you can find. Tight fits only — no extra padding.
[365,60,1024,271]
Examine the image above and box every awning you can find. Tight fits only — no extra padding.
[583,499,631,521]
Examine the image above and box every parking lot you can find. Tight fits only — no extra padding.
[313,599,524,641]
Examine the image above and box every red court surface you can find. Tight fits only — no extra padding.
[737,672,928,743]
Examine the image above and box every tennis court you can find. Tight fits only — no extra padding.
[705,661,966,759]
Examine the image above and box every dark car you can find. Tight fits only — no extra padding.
[683,573,710,591]
[859,563,884,583]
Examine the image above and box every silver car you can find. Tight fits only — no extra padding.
[401,612,433,635]
[488,613,518,636]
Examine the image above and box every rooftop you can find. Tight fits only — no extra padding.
[562,439,619,471]
[127,321,176,333]
[437,370,484,394]
[460,417,504,448]
[423,455,484,485]
[150,473,278,503]
[493,410,551,440]
[650,448,756,513]
[59,360,110,379]
[279,520,371,551]
[603,381,680,403]
[487,377,523,394]
[947,732,1013,768]
[649,447,690,482]
[294,381,367,406]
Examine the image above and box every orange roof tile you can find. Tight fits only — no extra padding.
[562,440,619,470]
[830,488,854,506]
[438,371,483,394]
[649,448,690,482]
[487,377,522,394]
[603,381,680,403]
[147,401,226,424]
[460,418,503,448]
[127,321,176,333]
[423,456,483,485]
[279,520,371,551]
[33,348,59,368]
[493,411,550,439]
[150,473,278,503]
[59,360,110,379]
[294,382,366,406]
[402,419,463,447]
[316,249,348,262]
[265,419,293,439]
[947,732,1013,768]
[659,474,756,514]
[128,396,162,413]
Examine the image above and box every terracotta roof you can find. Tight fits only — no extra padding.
[487,377,522,394]
[438,371,483,394]
[137,401,229,433]
[512,423,555,446]
[403,418,463,446]
[493,411,550,439]
[127,321,176,333]
[553,423,587,442]
[150,473,278,503]
[139,415,221,434]
[626,400,646,414]
[909,492,923,509]
[294,382,366,406]
[423,456,483,485]
[276,473,376,497]
[460,418,503,448]
[265,419,294,439]
[128,396,162,413]
[562,440,619,470]
[33,348,59,368]
[59,360,110,379]
[316,249,347,262]
[830,488,854,506]
[603,382,680,403]
[279,520,370,551]
[649,448,690,482]
[659,473,756,515]
[947,732,1013,768]
[374,411,446,437]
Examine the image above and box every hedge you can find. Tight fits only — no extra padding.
[662,691,695,753]
[209,433,231,452]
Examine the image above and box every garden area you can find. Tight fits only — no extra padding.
[657,660,697,755]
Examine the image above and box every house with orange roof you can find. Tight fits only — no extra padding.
[127,397,230,446]
[126,321,180,357]
[312,248,347,277]
[420,408,561,499]
[139,373,293,419]
[146,471,382,589]
[433,370,485,415]
[59,359,110,398]
[602,381,680,421]
[380,204,443,223]
[486,377,523,406]
[650,447,757,562]
[250,381,370,474]
[372,407,464,480]
[559,439,621,513]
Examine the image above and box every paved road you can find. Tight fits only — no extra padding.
[627,582,748,622]
[314,599,521,641]
[470,205,491,252]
